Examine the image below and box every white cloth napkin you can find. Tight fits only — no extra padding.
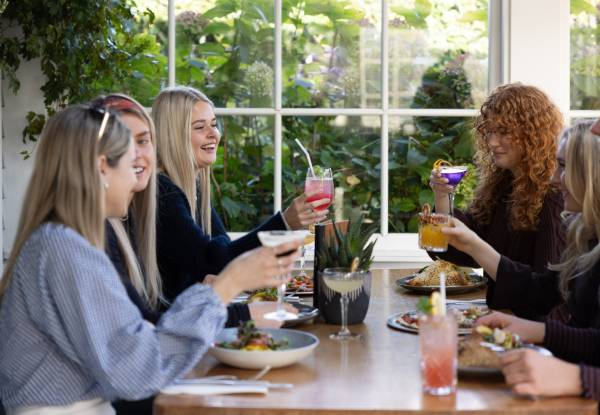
[161,383,269,396]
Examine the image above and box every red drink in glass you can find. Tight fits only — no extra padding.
[419,314,457,395]
[304,168,333,211]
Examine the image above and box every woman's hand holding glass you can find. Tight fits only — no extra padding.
[283,192,330,229]
[429,169,452,213]
[211,241,302,304]
[441,218,501,279]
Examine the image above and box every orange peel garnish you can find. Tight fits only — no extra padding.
[433,159,452,171]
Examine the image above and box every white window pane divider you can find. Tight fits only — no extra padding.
[380,0,389,236]
[168,0,175,87]
[569,110,600,119]
[213,108,478,117]
[274,0,282,213]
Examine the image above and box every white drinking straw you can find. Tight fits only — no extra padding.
[440,272,446,316]
[294,138,314,175]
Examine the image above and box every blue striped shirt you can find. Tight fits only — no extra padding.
[0,223,227,408]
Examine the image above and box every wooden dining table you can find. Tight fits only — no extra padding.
[154,268,598,415]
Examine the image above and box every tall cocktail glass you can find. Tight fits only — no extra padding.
[419,313,457,395]
[305,167,334,214]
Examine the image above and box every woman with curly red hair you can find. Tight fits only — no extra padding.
[430,83,566,319]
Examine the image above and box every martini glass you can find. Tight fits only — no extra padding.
[322,268,368,340]
[257,230,310,321]
[438,166,468,216]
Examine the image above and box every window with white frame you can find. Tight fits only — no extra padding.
[134,0,489,243]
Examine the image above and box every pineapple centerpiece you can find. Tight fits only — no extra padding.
[314,212,377,325]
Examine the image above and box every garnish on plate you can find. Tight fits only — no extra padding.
[474,325,521,350]
[287,274,313,292]
[246,287,278,303]
[216,320,289,351]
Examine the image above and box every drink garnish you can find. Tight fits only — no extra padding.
[350,257,360,272]
[433,159,452,171]
[416,292,444,316]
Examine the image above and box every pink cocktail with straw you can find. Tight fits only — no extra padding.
[305,167,334,211]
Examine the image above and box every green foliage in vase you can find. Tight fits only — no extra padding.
[316,211,377,272]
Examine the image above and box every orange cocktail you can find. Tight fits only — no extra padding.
[418,207,450,252]
[419,314,457,395]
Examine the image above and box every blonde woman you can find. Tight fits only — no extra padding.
[152,86,329,302]
[0,105,300,414]
[470,122,600,401]
[95,93,292,327]
[443,120,600,327]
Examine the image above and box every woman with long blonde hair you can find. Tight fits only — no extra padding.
[0,104,301,414]
[457,121,600,402]
[90,94,162,321]
[429,83,566,318]
[151,86,329,302]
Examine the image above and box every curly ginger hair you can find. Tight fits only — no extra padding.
[469,83,563,231]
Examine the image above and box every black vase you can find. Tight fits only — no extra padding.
[316,270,372,325]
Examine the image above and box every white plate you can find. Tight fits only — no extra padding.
[210,328,319,369]
[386,304,489,335]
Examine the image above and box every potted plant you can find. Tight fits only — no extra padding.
[314,212,377,325]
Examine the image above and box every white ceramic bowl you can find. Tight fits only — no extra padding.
[209,328,319,369]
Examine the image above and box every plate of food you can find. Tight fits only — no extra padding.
[210,321,319,369]
[458,325,552,376]
[395,259,486,294]
[386,305,489,335]
[287,274,314,295]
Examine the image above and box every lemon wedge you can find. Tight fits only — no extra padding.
[475,325,493,336]
[430,292,444,316]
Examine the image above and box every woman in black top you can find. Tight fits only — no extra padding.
[444,120,600,327]
[429,83,566,319]
[151,86,330,302]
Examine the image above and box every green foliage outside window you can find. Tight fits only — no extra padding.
[571,0,600,110]
[1,0,481,232]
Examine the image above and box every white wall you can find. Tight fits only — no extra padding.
[2,59,42,259]
[508,0,570,116]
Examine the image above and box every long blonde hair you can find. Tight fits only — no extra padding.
[549,121,600,297]
[0,105,132,300]
[152,86,213,235]
[95,93,162,309]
